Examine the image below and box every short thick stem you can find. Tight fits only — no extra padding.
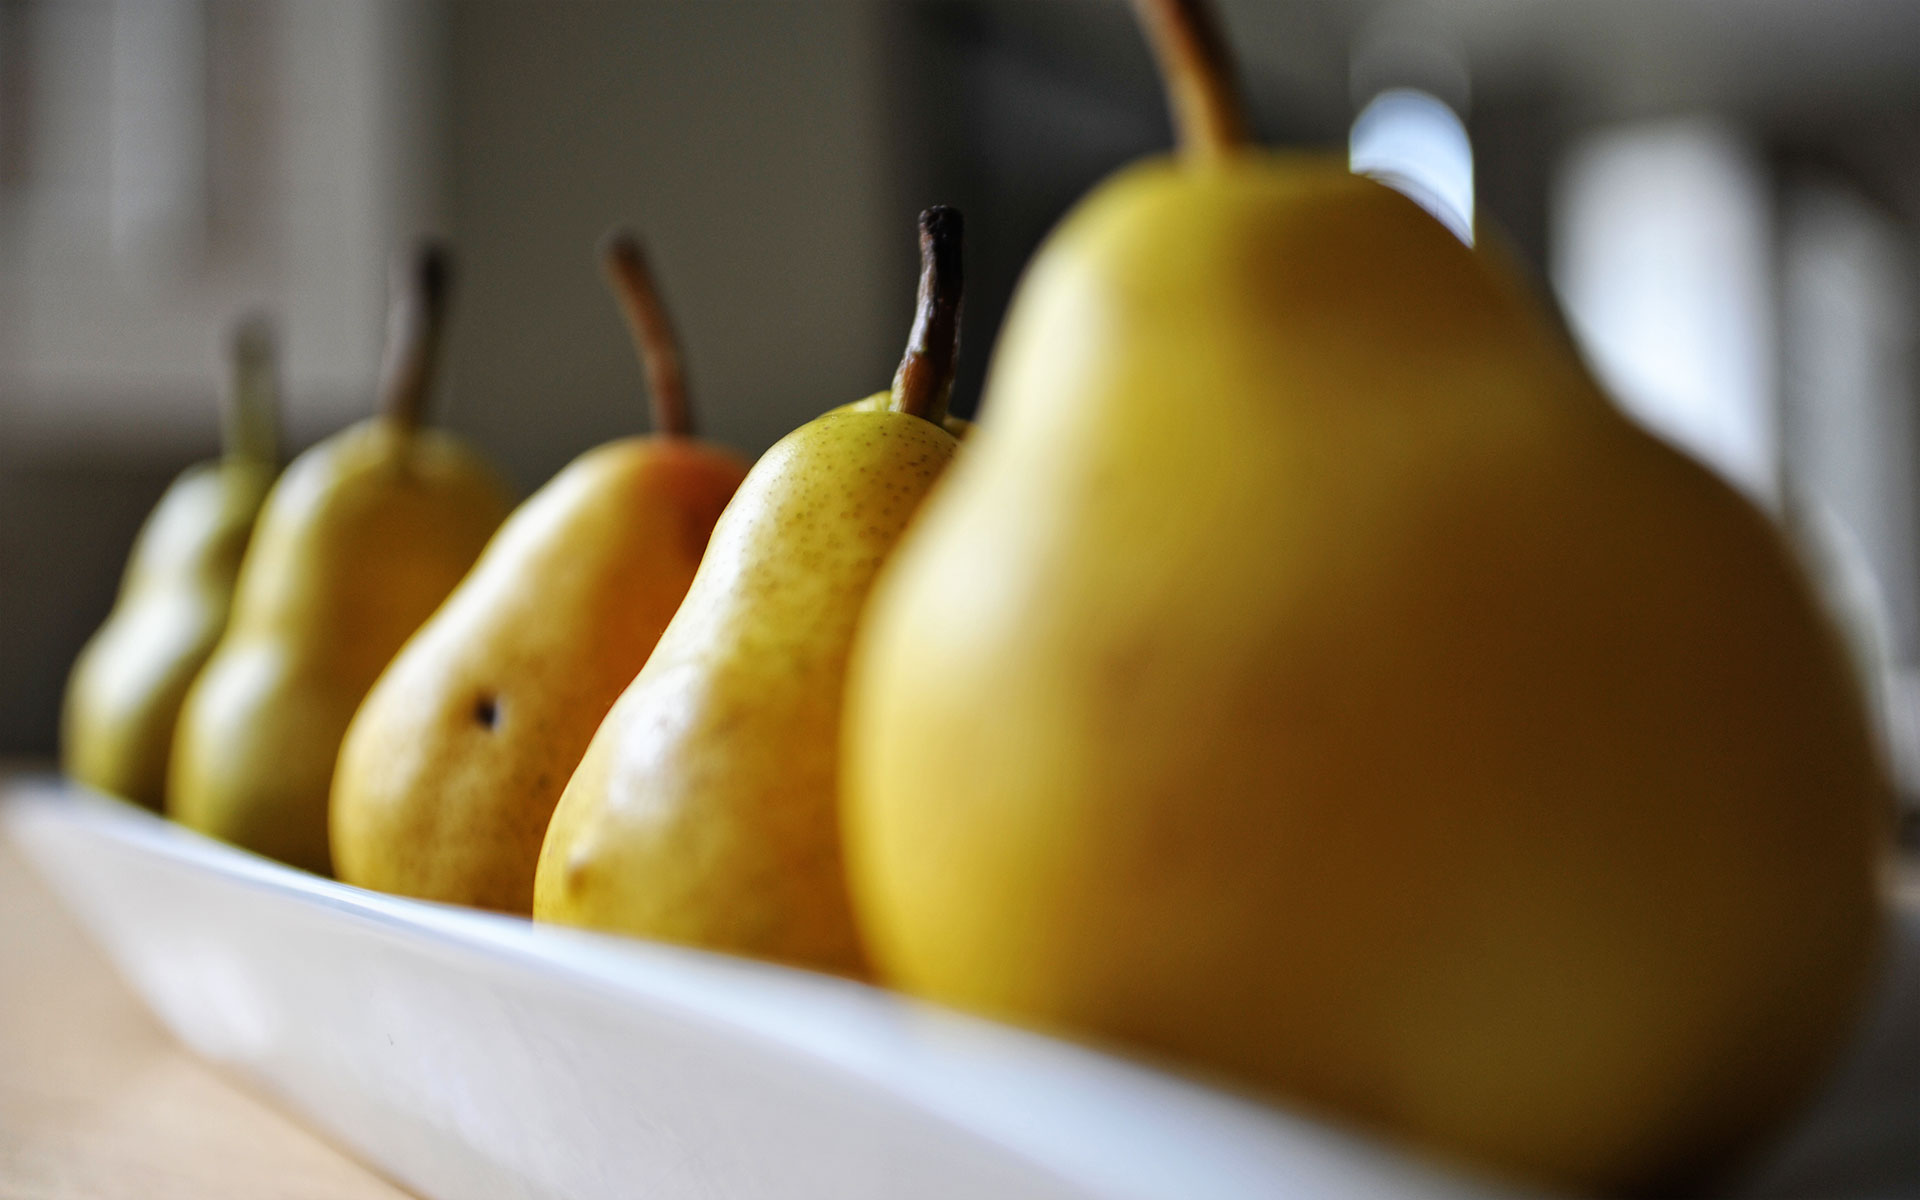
[888,206,964,426]
[221,312,279,464]
[376,240,453,433]
[602,230,692,438]
[1131,0,1249,160]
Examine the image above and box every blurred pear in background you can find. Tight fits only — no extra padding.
[62,317,281,809]
[169,246,511,873]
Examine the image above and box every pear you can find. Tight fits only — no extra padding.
[533,208,966,975]
[62,317,281,809]
[331,232,749,913]
[169,244,511,874]
[842,3,1887,1194]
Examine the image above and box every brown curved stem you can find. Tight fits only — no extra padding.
[602,230,693,438]
[888,206,963,426]
[376,239,454,432]
[1131,0,1249,160]
[221,311,279,464]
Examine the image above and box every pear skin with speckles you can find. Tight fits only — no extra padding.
[533,408,957,974]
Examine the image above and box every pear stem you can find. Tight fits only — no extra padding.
[376,239,453,433]
[1131,0,1249,160]
[220,312,279,464]
[602,230,693,438]
[889,206,964,426]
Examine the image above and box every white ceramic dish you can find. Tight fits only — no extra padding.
[5,774,1915,1199]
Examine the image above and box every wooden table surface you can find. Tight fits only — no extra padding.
[0,835,412,1200]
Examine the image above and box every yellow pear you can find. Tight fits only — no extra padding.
[63,317,281,809]
[169,244,511,874]
[331,232,749,912]
[842,3,1887,1194]
[534,208,966,974]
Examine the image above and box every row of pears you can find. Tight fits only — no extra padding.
[65,208,970,972]
[62,0,1888,1194]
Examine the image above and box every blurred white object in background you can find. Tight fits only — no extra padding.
[1781,180,1920,810]
[1551,120,1779,508]
[1349,88,1475,245]
[1349,5,1474,244]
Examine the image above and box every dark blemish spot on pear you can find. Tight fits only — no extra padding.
[474,695,500,730]
[565,850,593,890]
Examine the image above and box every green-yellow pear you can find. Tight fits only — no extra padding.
[331,232,749,912]
[63,318,281,809]
[534,208,966,975]
[842,3,1888,1195]
[169,244,511,874]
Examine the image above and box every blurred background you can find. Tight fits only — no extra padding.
[1,0,1918,818]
